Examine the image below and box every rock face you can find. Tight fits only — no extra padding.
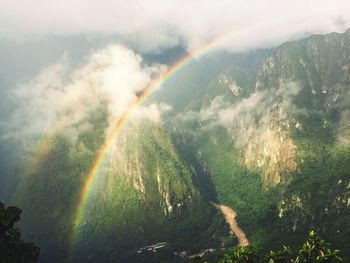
[227,88,298,186]
[228,29,350,186]
[145,28,350,259]
[258,29,350,175]
[169,28,350,260]
[72,121,216,262]
[107,122,201,216]
[250,30,350,255]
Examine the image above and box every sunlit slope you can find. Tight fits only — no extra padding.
[255,29,350,256]
[11,105,226,262]
[73,121,218,262]
[169,29,350,258]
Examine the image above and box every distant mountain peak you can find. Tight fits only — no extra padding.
[141,46,191,66]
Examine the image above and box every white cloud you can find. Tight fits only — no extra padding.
[176,82,302,133]
[0,0,350,52]
[6,58,71,138]
[133,103,172,124]
[2,44,169,141]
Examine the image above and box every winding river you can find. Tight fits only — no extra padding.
[212,202,249,247]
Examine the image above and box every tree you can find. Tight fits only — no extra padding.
[220,246,262,263]
[292,231,342,263]
[266,245,292,263]
[0,202,39,263]
[219,231,341,263]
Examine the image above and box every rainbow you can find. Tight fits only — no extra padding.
[70,28,250,251]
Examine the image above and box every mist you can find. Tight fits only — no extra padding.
[1,44,169,144]
[1,0,350,53]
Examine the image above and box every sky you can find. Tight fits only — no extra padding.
[1,0,350,142]
[1,0,350,53]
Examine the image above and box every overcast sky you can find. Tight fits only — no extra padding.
[1,0,350,53]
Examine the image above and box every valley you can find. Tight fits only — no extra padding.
[1,28,350,262]
[212,203,249,247]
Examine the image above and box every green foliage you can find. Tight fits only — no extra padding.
[0,202,39,263]
[10,101,110,261]
[220,247,262,263]
[276,146,350,261]
[219,231,341,263]
[172,122,281,248]
[266,246,292,263]
[293,231,341,263]
[68,121,220,261]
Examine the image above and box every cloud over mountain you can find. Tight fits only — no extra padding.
[1,44,168,141]
[1,0,350,53]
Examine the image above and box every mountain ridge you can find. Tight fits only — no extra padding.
[2,29,350,262]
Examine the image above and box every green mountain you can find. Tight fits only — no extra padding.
[256,29,350,255]
[9,111,229,262]
[169,28,350,259]
[73,121,226,262]
[2,29,350,262]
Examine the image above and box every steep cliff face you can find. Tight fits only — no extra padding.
[11,103,220,262]
[229,29,350,186]
[189,65,299,187]
[226,88,298,186]
[169,29,350,258]
[256,29,350,146]
[107,122,203,216]
[245,29,350,254]
[73,121,217,262]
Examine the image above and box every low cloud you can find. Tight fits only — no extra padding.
[176,82,302,137]
[1,1,350,53]
[174,82,302,185]
[5,59,71,138]
[1,44,170,142]
[133,103,172,124]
